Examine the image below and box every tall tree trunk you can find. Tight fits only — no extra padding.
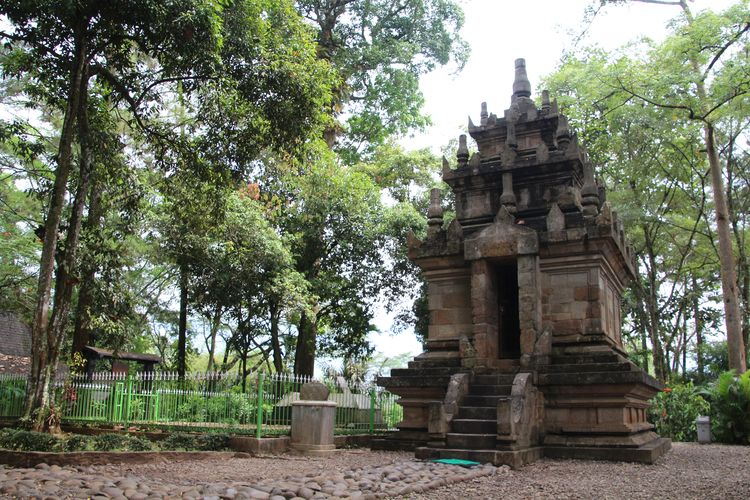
[693,278,704,380]
[704,124,746,372]
[26,32,88,419]
[627,0,748,373]
[725,140,750,368]
[269,300,283,372]
[293,311,316,376]
[644,232,666,382]
[72,175,104,355]
[31,66,93,432]
[241,354,247,393]
[178,265,188,379]
[206,306,222,373]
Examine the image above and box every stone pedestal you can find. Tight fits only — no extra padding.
[290,400,337,456]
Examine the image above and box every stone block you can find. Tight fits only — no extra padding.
[554,319,583,335]
[570,301,589,319]
[299,382,330,401]
[290,401,337,456]
[551,302,569,314]
[442,291,470,308]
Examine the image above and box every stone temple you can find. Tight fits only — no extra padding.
[376,59,671,467]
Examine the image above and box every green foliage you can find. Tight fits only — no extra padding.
[0,428,58,451]
[540,0,750,380]
[91,433,153,452]
[702,370,750,444]
[158,432,228,451]
[194,433,229,451]
[648,383,710,442]
[60,434,95,452]
[0,429,229,452]
[0,169,41,314]
[297,0,469,160]
[160,432,197,451]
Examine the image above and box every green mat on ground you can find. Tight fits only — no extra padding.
[431,458,480,467]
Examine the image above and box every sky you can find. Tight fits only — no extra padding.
[366,0,738,361]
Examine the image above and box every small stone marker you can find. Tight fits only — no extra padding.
[299,381,330,401]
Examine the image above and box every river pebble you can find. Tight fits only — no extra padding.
[0,458,501,499]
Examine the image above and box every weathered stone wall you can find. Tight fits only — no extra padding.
[427,271,472,342]
[540,258,624,348]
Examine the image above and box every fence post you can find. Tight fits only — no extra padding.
[256,372,265,439]
[369,388,376,434]
[125,376,133,427]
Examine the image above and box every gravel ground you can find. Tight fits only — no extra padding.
[406,443,750,500]
[87,449,410,487]
[0,443,748,499]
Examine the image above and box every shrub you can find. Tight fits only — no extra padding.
[160,432,197,450]
[0,428,59,452]
[91,433,153,452]
[702,370,750,444]
[61,434,94,452]
[195,433,229,451]
[648,382,710,442]
[125,435,153,451]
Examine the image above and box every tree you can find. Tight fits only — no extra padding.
[543,48,731,381]
[0,0,333,428]
[595,0,750,372]
[297,0,469,159]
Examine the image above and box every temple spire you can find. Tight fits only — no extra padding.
[513,58,531,98]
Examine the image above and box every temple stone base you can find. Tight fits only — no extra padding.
[370,430,432,451]
[544,437,672,464]
[415,446,544,470]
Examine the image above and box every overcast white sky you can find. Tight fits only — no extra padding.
[367,0,738,361]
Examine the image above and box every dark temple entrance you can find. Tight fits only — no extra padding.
[496,263,520,358]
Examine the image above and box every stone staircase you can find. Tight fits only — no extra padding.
[415,369,543,468]
[373,355,466,451]
[444,372,515,449]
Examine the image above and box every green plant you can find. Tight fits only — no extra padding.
[91,433,153,452]
[61,434,94,452]
[161,432,198,450]
[195,433,229,451]
[0,428,59,451]
[648,383,710,442]
[127,398,146,421]
[125,435,153,451]
[701,370,750,444]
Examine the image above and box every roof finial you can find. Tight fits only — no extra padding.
[513,58,531,98]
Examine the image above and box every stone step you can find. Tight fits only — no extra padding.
[446,433,497,449]
[415,446,543,469]
[473,374,517,386]
[469,384,512,396]
[415,447,499,465]
[458,406,496,420]
[551,353,622,365]
[407,357,462,369]
[389,366,464,378]
[376,375,453,388]
[451,418,496,434]
[463,395,508,407]
[540,362,634,374]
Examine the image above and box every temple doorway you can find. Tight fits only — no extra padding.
[496,262,520,358]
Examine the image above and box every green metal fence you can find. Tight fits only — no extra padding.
[0,371,401,436]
